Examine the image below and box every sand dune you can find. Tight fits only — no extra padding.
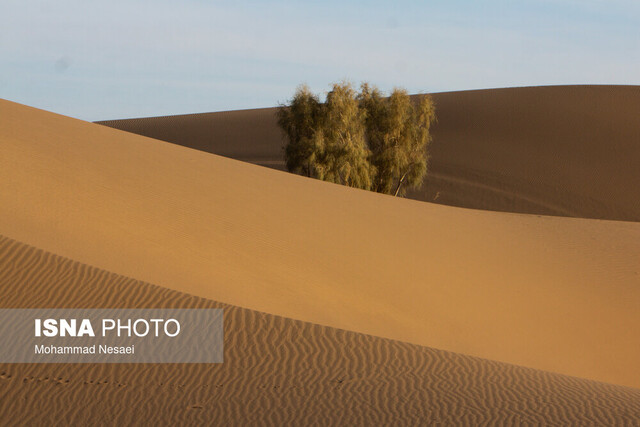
[1,235,639,425]
[98,85,640,221]
[1,99,640,390]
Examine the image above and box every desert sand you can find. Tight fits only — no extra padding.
[99,85,640,221]
[1,86,639,423]
[1,235,639,424]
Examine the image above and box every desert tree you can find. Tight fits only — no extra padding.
[312,82,372,190]
[276,85,323,177]
[278,82,372,190]
[359,84,436,196]
[278,81,434,195]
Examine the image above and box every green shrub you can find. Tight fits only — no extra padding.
[278,81,435,196]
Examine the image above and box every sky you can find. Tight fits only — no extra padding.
[2,0,639,121]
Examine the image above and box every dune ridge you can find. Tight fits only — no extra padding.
[98,85,640,221]
[1,235,639,425]
[1,99,640,388]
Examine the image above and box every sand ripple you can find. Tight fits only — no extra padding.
[1,235,639,425]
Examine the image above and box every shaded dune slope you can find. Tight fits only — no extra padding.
[98,85,640,221]
[2,100,640,388]
[1,235,640,425]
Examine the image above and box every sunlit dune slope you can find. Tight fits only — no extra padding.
[98,85,640,221]
[1,100,640,388]
[1,235,639,425]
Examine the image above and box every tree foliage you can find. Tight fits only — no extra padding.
[276,85,322,178]
[313,83,372,190]
[359,84,436,196]
[278,81,435,196]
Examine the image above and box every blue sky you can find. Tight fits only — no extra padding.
[2,0,639,121]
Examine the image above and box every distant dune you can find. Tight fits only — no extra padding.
[98,85,640,221]
[1,235,639,425]
[2,99,640,392]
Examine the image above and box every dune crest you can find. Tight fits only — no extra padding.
[1,99,640,387]
[98,85,640,221]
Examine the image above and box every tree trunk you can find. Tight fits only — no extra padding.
[394,171,409,197]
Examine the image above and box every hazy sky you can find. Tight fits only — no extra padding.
[2,0,639,120]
